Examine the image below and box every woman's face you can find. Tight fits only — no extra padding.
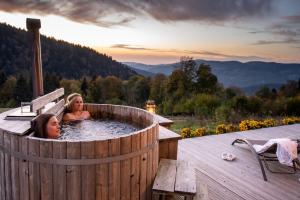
[46,116,60,139]
[71,96,83,112]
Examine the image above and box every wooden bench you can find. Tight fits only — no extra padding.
[153,159,196,200]
[2,88,65,135]
[30,88,65,125]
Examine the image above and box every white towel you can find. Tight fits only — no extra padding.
[253,138,298,167]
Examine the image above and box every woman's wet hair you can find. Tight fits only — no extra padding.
[34,113,55,138]
[65,93,82,112]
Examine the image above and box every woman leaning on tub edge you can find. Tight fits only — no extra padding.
[34,114,61,139]
[63,93,91,123]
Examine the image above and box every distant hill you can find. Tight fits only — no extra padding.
[0,23,137,80]
[124,60,300,92]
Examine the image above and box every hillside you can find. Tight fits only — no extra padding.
[124,60,300,92]
[0,23,137,80]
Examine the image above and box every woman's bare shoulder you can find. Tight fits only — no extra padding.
[63,113,74,121]
[82,111,91,118]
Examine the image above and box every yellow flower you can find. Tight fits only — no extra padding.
[192,128,206,137]
[181,128,192,138]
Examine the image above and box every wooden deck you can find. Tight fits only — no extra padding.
[178,124,300,200]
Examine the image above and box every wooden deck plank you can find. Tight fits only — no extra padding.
[185,135,300,195]
[178,124,300,200]
[195,170,241,200]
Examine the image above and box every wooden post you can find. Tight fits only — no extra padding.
[26,18,44,99]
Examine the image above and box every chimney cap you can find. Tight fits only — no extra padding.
[26,18,41,30]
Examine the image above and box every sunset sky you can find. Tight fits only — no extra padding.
[0,0,300,64]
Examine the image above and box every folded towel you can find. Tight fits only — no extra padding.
[253,138,298,167]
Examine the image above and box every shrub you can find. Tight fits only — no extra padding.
[215,105,231,123]
[239,120,263,131]
[239,118,278,131]
[181,127,206,138]
[193,94,221,118]
[282,117,300,125]
[191,128,206,137]
[216,124,227,134]
[226,124,238,132]
[181,128,192,138]
[216,124,237,134]
[262,118,276,127]
[286,97,300,116]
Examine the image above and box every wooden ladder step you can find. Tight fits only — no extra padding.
[153,159,197,199]
[175,160,196,195]
[153,159,177,193]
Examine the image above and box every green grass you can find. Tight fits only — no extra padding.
[168,116,218,135]
[0,108,11,113]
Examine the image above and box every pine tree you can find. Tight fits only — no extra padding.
[81,77,88,96]
[13,75,31,104]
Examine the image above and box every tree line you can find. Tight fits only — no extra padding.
[1,57,299,123]
[0,23,136,80]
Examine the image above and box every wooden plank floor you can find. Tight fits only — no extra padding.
[178,124,300,200]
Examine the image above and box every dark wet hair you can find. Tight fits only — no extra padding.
[34,114,55,138]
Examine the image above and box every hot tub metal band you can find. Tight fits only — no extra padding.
[0,141,158,166]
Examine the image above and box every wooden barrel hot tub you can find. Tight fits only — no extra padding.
[0,104,159,200]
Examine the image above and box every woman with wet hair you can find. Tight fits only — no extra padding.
[63,93,91,123]
[34,114,61,139]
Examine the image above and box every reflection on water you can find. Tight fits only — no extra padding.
[59,119,139,141]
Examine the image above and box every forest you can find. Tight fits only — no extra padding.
[1,57,299,121]
[0,23,136,80]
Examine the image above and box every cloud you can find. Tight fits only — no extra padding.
[0,0,274,27]
[249,14,300,45]
[111,44,268,61]
[111,44,157,51]
[283,15,300,24]
[252,38,300,45]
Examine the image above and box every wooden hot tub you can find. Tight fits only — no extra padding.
[0,103,159,200]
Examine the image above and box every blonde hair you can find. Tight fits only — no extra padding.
[65,93,82,111]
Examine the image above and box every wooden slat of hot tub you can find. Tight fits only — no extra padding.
[146,128,153,200]
[120,135,132,200]
[131,133,141,200]
[153,124,159,178]
[19,137,29,200]
[11,134,20,200]
[28,138,40,200]
[53,141,67,200]
[109,137,121,200]
[40,140,53,200]
[0,130,5,200]
[81,141,96,200]
[140,129,148,200]
[4,132,12,200]
[95,140,109,200]
[67,142,81,200]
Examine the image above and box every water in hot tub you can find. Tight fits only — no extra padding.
[59,119,139,140]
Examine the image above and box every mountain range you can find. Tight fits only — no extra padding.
[124,60,300,94]
[1,22,299,95]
